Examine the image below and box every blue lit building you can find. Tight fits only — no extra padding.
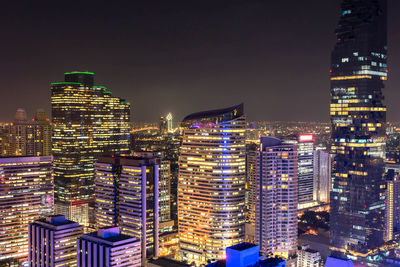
[206,243,286,267]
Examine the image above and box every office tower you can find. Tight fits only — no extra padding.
[384,170,400,241]
[28,215,83,267]
[51,71,130,229]
[298,134,314,207]
[313,149,332,203]
[255,137,298,259]
[0,156,53,263]
[77,227,141,267]
[297,245,322,267]
[2,109,52,157]
[329,0,388,254]
[95,155,159,262]
[245,143,257,243]
[178,104,246,265]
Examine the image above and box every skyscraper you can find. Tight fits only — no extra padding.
[51,71,130,229]
[28,215,83,267]
[0,156,54,263]
[95,155,160,263]
[255,137,298,260]
[178,104,246,265]
[330,0,388,255]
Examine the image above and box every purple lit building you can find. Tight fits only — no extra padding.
[94,155,160,262]
[77,227,141,266]
[28,215,83,266]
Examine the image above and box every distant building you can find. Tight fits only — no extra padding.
[95,155,160,262]
[0,109,51,157]
[298,134,315,206]
[0,156,54,263]
[313,149,331,203]
[297,245,322,267]
[166,113,173,133]
[255,137,298,259]
[77,227,141,267]
[51,71,130,229]
[28,215,83,266]
[178,104,246,265]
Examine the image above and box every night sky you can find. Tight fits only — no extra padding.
[1,0,400,123]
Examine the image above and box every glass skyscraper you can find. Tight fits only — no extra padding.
[329,0,388,255]
[178,104,246,266]
[51,71,130,229]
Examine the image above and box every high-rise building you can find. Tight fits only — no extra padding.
[0,109,52,157]
[77,227,141,267]
[178,104,246,265]
[329,0,388,255]
[313,149,331,204]
[245,143,257,243]
[255,137,298,259]
[298,134,314,207]
[384,170,400,242]
[95,155,160,263]
[51,71,130,229]
[28,215,83,267]
[0,156,54,263]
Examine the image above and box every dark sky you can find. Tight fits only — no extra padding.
[1,0,400,123]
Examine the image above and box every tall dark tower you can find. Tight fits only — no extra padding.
[329,0,388,255]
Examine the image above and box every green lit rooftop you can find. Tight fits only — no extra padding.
[64,71,94,75]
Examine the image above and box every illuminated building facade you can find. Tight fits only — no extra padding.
[28,215,83,267]
[94,155,159,263]
[384,170,400,241]
[245,143,257,243]
[51,71,130,229]
[77,227,141,267]
[329,0,388,254]
[255,137,298,259]
[313,149,331,203]
[298,134,314,206]
[1,109,51,157]
[297,245,322,267]
[178,104,246,265]
[0,156,54,262]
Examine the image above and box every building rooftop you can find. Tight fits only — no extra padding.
[81,227,138,246]
[228,242,257,251]
[182,103,243,123]
[148,257,192,267]
[32,215,81,230]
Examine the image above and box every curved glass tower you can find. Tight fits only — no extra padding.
[178,104,246,265]
[329,0,388,255]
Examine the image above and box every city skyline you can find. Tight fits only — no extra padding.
[1,1,400,123]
